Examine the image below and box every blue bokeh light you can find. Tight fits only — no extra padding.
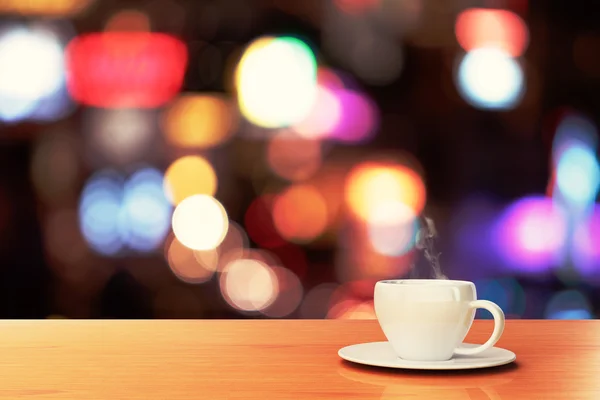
[79,171,124,256]
[79,168,172,256]
[555,143,600,209]
[121,168,172,252]
[545,290,593,320]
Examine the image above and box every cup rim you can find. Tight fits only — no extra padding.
[377,279,473,286]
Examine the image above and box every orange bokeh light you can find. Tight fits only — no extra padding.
[166,235,216,284]
[267,133,322,181]
[455,8,529,57]
[163,156,217,205]
[161,94,238,149]
[345,162,426,221]
[272,184,328,243]
[0,0,94,16]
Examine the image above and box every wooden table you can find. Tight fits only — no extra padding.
[0,320,597,399]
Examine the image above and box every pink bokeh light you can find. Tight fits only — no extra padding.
[494,197,568,272]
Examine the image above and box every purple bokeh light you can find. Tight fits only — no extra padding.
[329,89,378,144]
[493,196,567,273]
[572,206,600,278]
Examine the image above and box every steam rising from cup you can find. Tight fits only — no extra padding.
[414,217,448,280]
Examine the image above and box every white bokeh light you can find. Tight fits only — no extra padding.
[0,28,64,100]
[172,194,229,251]
[236,36,318,128]
[456,47,524,110]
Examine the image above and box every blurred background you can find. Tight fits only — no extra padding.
[0,0,599,320]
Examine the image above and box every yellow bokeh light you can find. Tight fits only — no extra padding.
[171,194,229,251]
[220,258,279,312]
[161,93,237,149]
[345,162,426,221]
[164,155,217,205]
[166,235,216,284]
[272,184,328,243]
[0,0,93,16]
[266,132,322,181]
[235,36,318,128]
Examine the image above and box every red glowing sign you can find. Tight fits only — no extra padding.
[65,33,188,108]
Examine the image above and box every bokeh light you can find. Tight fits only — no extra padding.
[455,8,529,57]
[292,84,341,140]
[161,93,238,149]
[266,132,322,182]
[79,170,125,256]
[367,202,418,257]
[260,266,303,318]
[78,168,171,256]
[474,278,527,318]
[244,195,286,248]
[455,47,525,110]
[329,89,379,144]
[164,156,218,205]
[272,184,329,243]
[0,0,94,17]
[172,194,229,251]
[349,33,404,86]
[84,108,157,166]
[220,258,278,312]
[120,168,172,252]
[336,220,415,282]
[65,32,188,108]
[216,220,250,271]
[545,290,593,319]
[572,207,600,278]
[166,235,216,284]
[0,27,65,122]
[333,0,378,15]
[550,113,599,207]
[345,162,426,222]
[494,197,567,271]
[555,144,600,209]
[235,36,318,128]
[268,244,309,280]
[300,282,339,319]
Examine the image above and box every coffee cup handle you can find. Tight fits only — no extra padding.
[453,300,505,356]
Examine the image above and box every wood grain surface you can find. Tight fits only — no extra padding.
[0,320,597,399]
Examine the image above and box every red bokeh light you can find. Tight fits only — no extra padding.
[455,8,529,57]
[244,195,286,248]
[334,0,379,15]
[269,244,308,280]
[65,33,188,108]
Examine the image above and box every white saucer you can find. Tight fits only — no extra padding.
[338,342,516,370]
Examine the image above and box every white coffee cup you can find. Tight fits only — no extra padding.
[374,279,505,362]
